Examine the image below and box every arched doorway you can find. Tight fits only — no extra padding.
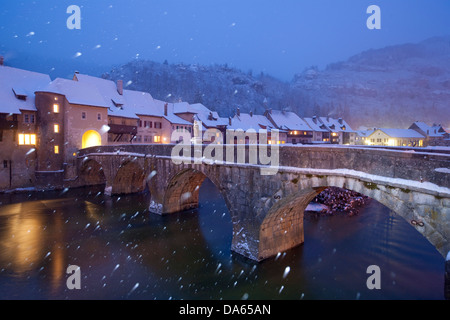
[82,130,102,149]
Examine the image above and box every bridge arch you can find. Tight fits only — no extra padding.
[79,159,106,186]
[111,160,146,195]
[257,173,448,261]
[161,167,234,216]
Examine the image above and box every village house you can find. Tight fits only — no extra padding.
[265,109,312,144]
[302,116,331,143]
[354,129,374,145]
[409,121,449,146]
[318,117,356,145]
[73,74,139,145]
[153,99,193,144]
[366,128,425,147]
[229,108,287,145]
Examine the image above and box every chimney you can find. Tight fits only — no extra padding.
[236,107,240,116]
[0,56,4,66]
[250,111,253,117]
[338,118,343,124]
[117,80,123,95]
[312,116,317,124]
[164,103,168,116]
[228,117,232,126]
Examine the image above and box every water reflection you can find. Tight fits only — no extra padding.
[0,181,445,300]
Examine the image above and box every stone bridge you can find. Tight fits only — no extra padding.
[73,144,450,262]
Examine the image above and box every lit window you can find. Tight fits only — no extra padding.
[18,134,36,145]
[53,104,59,113]
[154,136,161,143]
[54,124,59,133]
[54,145,59,154]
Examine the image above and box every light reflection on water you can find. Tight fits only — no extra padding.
[0,180,445,300]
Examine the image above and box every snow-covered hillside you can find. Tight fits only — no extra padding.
[102,36,450,129]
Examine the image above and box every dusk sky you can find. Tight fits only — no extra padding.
[1,0,449,80]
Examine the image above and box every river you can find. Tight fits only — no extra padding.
[0,179,445,300]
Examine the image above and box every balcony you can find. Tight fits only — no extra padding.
[108,123,138,135]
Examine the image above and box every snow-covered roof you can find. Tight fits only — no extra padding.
[173,101,196,114]
[0,66,51,114]
[373,128,425,139]
[188,103,229,128]
[122,89,160,118]
[268,110,312,131]
[303,117,329,132]
[74,74,138,119]
[410,121,446,137]
[38,78,109,109]
[356,130,374,137]
[228,113,275,131]
[153,99,193,126]
[319,117,355,133]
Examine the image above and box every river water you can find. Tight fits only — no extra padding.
[0,179,445,300]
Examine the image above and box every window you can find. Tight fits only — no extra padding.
[155,122,162,129]
[54,145,59,154]
[144,136,148,142]
[24,114,29,123]
[139,120,142,127]
[148,121,153,128]
[154,136,161,143]
[81,112,86,120]
[54,124,60,133]
[97,113,102,121]
[30,114,35,123]
[18,134,36,145]
[144,121,147,128]
[53,104,59,113]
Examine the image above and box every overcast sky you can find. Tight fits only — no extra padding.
[1,0,449,81]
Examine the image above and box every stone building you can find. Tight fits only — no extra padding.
[0,65,51,190]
